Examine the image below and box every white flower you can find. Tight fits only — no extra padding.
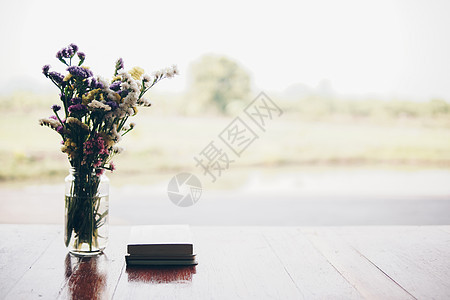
[114,109,127,119]
[138,97,151,107]
[111,124,121,142]
[170,65,179,76]
[136,80,143,90]
[107,90,120,102]
[129,82,140,93]
[39,118,60,130]
[97,76,110,89]
[112,146,123,154]
[88,100,111,111]
[118,70,133,82]
[164,65,179,78]
[143,74,152,82]
[122,93,137,107]
[144,80,153,89]
[120,81,130,90]
[153,70,163,78]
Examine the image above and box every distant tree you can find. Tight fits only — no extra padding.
[187,54,251,114]
[428,98,450,116]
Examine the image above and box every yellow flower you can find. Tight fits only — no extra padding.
[112,75,121,82]
[64,139,73,147]
[63,74,72,81]
[112,93,121,101]
[82,95,89,105]
[129,67,145,80]
[133,106,138,115]
[61,139,78,159]
[66,117,89,131]
[82,89,100,105]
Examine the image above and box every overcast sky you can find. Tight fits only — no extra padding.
[1,0,450,100]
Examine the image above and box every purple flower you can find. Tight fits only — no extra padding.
[58,48,70,59]
[42,65,50,76]
[68,104,88,115]
[64,48,73,57]
[89,78,104,89]
[56,44,79,60]
[49,71,64,84]
[77,52,85,64]
[106,101,119,110]
[116,58,124,70]
[119,89,129,98]
[89,78,98,89]
[114,58,124,76]
[49,115,58,120]
[71,97,82,105]
[109,81,121,91]
[67,66,92,79]
[51,104,61,112]
[69,43,78,53]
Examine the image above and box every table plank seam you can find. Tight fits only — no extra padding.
[261,232,305,299]
[298,229,396,299]
[4,229,60,299]
[348,243,419,300]
[305,238,362,296]
[111,261,126,300]
[299,228,374,299]
[56,256,83,300]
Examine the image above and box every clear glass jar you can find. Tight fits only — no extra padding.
[64,167,109,256]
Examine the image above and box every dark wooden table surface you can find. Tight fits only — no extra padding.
[1,225,450,299]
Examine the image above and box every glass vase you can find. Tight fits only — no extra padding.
[64,167,109,256]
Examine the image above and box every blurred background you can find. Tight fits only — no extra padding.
[1,0,450,225]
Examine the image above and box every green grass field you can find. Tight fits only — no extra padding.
[1,92,450,189]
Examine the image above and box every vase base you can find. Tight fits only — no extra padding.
[68,249,104,257]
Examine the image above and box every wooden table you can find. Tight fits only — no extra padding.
[1,225,450,299]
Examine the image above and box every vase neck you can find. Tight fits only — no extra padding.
[69,167,101,177]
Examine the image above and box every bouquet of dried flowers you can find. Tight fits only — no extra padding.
[40,43,177,252]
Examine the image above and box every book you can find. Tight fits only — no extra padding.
[125,254,196,260]
[125,256,198,266]
[127,225,194,256]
